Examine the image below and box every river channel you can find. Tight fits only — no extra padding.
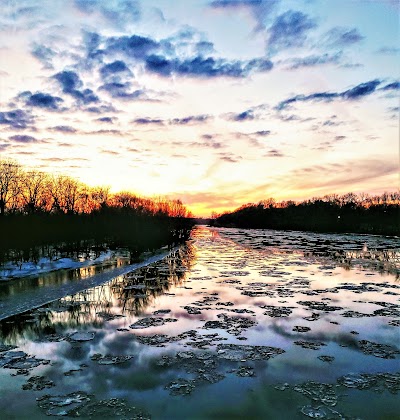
[0,226,398,419]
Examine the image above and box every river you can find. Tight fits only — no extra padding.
[0,226,398,419]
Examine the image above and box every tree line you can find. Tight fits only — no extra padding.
[0,159,194,265]
[0,159,190,217]
[213,192,400,235]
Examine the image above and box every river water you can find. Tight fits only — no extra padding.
[0,226,398,419]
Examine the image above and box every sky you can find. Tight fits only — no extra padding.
[0,0,399,217]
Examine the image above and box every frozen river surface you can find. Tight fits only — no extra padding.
[0,226,398,419]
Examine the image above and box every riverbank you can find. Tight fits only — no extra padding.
[0,245,181,321]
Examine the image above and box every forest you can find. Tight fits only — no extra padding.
[213,192,400,236]
[0,159,194,265]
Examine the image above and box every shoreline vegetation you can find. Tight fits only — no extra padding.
[0,159,194,270]
[1,158,399,274]
[212,192,400,237]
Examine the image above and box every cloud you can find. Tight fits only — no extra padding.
[323,27,364,47]
[101,150,120,155]
[132,117,164,125]
[228,110,255,121]
[106,35,159,58]
[209,0,280,33]
[130,114,211,126]
[99,82,146,99]
[96,117,115,123]
[82,31,104,68]
[85,104,117,114]
[282,52,342,70]
[31,43,56,69]
[78,28,273,80]
[50,125,77,133]
[24,92,63,110]
[376,46,400,55]
[85,129,123,136]
[74,0,141,27]
[0,109,34,129]
[169,115,210,125]
[8,134,38,143]
[342,79,381,99]
[145,55,273,78]
[381,81,400,91]
[99,60,132,78]
[290,160,398,192]
[268,10,316,51]
[253,130,271,136]
[54,70,99,104]
[276,79,383,109]
[265,149,284,157]
[220,155,240,163]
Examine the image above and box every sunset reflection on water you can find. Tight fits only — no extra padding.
[0,226,398,419]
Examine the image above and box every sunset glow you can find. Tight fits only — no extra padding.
[0,0,398,216]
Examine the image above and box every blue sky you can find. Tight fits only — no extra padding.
[0,0,398,215]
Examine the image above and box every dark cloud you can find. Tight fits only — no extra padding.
[254,130,271,136]
[283,52,342,70]
[82,31,104,68]
[86,129,122,136]
[145,55,272,78]
[82,29,272,80]
[132,118,164,125]
[227,110,255,121]
[323,118,343,127]
[323,27,364,47]
[100,60,132,78]
[50,125,77,133]
[54,70,99,104]
[99,82,145,99]
[277,79,383,109]
[8,134,37,143]
[106,35,159,58]
[342,79,381,99]
[170,115,210,125]
[381,81,400,91]
[196,41,214,55]
[25,92,63,110]
[0,109,34,129]
[85,104,117,114]
[268,10,316,50]
[96,117,115,123]
[31,44,56,69]
[54,70,82,92]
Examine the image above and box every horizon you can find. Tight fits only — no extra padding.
[0,0,398,217]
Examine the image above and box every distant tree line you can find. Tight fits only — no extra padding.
[213,192,400,236]
[0,159,194,264]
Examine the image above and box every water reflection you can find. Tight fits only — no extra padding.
[0,256,131,320]
[0,246,195,342]
[0,227,398,419]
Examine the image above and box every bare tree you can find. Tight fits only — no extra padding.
[0,159,21,215]
[20,170,49,213]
